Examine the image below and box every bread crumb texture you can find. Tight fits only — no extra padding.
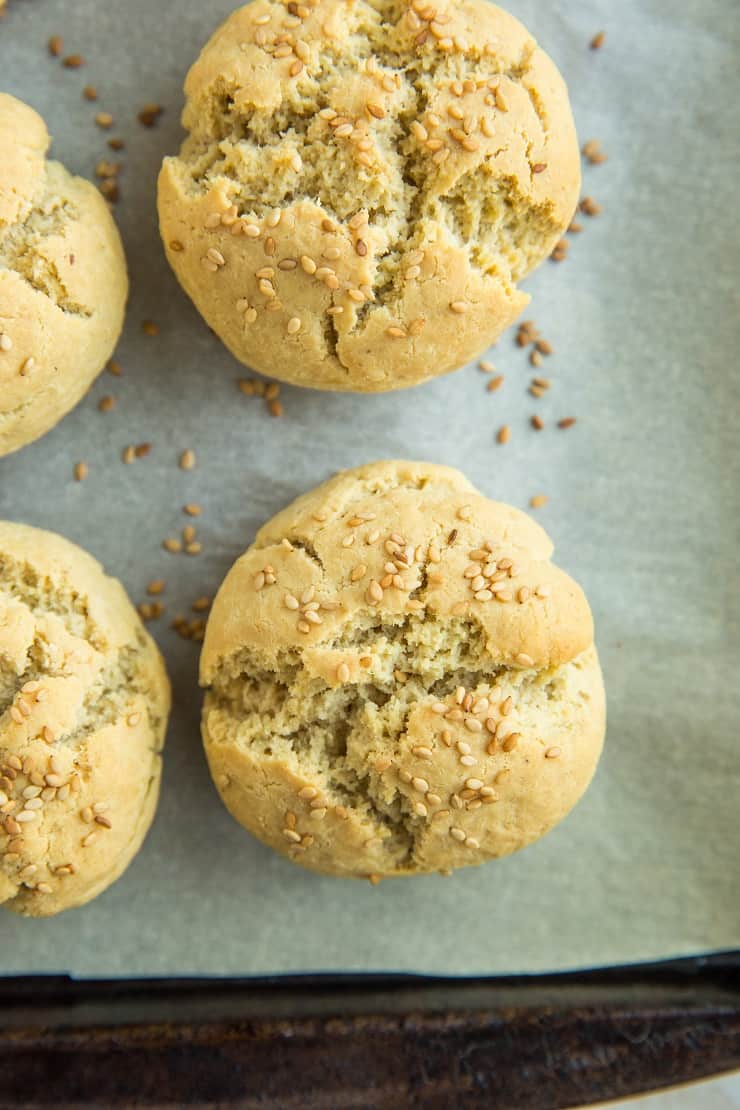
[158,0,580,392]
[0,94,128,457]
[0,523,170,916]
[201,461,605,878]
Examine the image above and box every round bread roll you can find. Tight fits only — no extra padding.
[0,94,127,457]
[158,1,579,392]
[0,523,170,916]
[201,461,605,879]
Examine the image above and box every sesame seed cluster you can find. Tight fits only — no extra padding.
[0,523,170,916]
[201,461,604,878]
[158,0,580,390]
[0,94,127,458]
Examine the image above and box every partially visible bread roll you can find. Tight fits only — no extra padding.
[0,523,169,916]
[0,94,128,457]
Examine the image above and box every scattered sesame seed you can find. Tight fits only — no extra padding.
[142,319,159,336]
[580,196,602,217]
[287,316,302,335]
[449,300,468,314]
[73,461,88,482]
[138,103,164,128]
[63,54,84,68]
[590,30,606,49]
[545,747,562,759]
[530,495,548,509]
[497,425,510,445]
[179,449,196,470]
[558,417,577,430]
[532,163,547,174]
[531,415,545,431]
[48,35,64,56]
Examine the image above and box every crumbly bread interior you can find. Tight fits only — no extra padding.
[201,461,604,877]
[159,0,579,389]
[0,524,169,916]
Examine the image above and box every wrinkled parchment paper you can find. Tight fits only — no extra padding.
[0,0,738,976]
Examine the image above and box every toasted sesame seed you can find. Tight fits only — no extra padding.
[48,35,64,55]
[530,495,548,509]
[580,196,602,217]
[590,30,605,49]
[531,415,545,431]
[63,54,85,68]
[532,162,547,174]
[179,449,196,471]
[142,320,159,336]
[497,425,510,445]
[95,111,113,129]
[73,461,88,482]
[337,662,350,683]
[163,538,182,553]
[558,417,577,429]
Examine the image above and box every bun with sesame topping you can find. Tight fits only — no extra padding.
[200,460,604,878]
[0,523,169,916]
[0,94,128,457]
[158,0,580,391]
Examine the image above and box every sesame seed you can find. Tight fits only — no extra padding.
[532,163,547,174]
[95,112,113,129]
[337,662,350,683]
[0,334,12,351]
[142,320,159,336]
[536,584,552,598]
[74,461,88,482]
[531,415,545,431]
[590,30,606,49]
[464,718,483,732]
[48,35,64,55]
[558,417,577,430]
[545,747,562,759]
[530,495,548,509]
[449,300,468,314]
[179,449,196,470]
[450,827,466,842]
[412,746,433,760]
[287,317,302,335]
[502,733,520,752]
[63,54,85,68]
[497,425,510,445]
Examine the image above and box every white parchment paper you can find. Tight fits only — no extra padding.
[0,0,738,977]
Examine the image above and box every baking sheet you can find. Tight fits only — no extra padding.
[0,0,738,978]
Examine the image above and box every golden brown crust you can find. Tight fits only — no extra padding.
[201,461,605,878]
[0,522,170,917]
[158,0,580,391]
[0,94,128,457]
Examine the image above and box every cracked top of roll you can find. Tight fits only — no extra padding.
[158,0,580,392]
[0,522,170,917]
[0,94,127,458]
[201,460,605,879]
